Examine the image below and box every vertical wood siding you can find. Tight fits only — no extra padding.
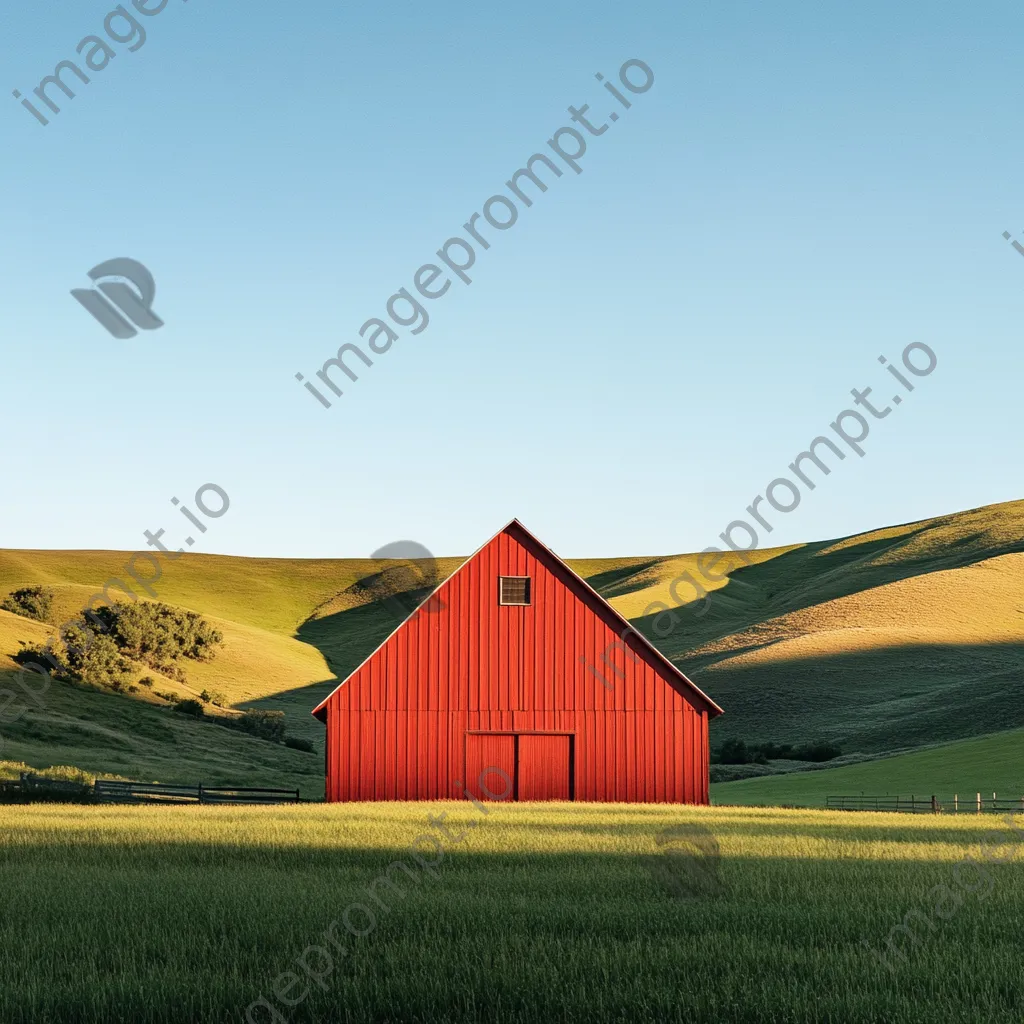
[517,734,572,801]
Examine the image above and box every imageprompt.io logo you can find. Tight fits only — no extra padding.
[71,258,164,339]
[646,822,727,899]
[363,540,447,621]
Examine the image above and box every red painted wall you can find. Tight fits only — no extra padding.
[314,522,718,803]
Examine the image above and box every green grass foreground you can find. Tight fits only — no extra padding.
[2,803,1023,1023]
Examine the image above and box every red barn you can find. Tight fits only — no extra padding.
[312,520,723,803]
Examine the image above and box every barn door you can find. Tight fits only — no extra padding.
[517,735,572,801]
[464,734,515,801]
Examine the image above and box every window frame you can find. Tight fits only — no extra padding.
[498,576,532,606]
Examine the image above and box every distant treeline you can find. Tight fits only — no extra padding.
[711,738,842,765]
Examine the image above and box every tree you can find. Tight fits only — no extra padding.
[2,586,54,623]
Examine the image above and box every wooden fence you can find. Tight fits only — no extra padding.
[0,773,93,802]
[0,774,301,805]
[827,793,1024,814]
[93,780,302,804]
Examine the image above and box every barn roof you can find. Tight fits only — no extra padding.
[311,518,724,721]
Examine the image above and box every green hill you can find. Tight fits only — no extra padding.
[1,498,1022,796]
[711,727,1024,807]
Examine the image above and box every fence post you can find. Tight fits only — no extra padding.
[954,794,958,812]
[993,792,997,812]
[198,782,204,805]
[931,795,937,814]
[977,792,981,815]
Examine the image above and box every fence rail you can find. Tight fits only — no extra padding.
[0,775,301,805]
[0,773,93,803]
[93,780,302,804]
[827,793,1024,814]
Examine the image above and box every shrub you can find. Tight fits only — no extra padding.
[174,699,205,718]
[716,738,751,765]
[791,740,843,762]
[89,602,223,674]
[1,586,54,623]
[233,710,286,743]
[57,623,135,690]
[214,710,286,743]
[128,685,139,694]
[40,764,96,786]
[16,620,134,692]
[756,741,794,760]
[13,647,63,675]
[284,736,315,753]
[14,601,222,693]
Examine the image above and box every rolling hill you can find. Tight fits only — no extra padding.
[1,498,1022,798]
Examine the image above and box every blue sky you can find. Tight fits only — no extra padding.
[1,0,1021,559]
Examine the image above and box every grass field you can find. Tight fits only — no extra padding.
[1,802,1022,1023]
[1,497,1023,791]
[712,728,1024,807]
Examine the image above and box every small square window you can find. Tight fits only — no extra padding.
[499,576,531,605]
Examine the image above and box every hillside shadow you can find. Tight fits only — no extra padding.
[701,640,1024,753]
[584,559,664,600]
[627,524,1024,665]
[242,676,338,742]
[0,663,327,796]
[297,586,425,683]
